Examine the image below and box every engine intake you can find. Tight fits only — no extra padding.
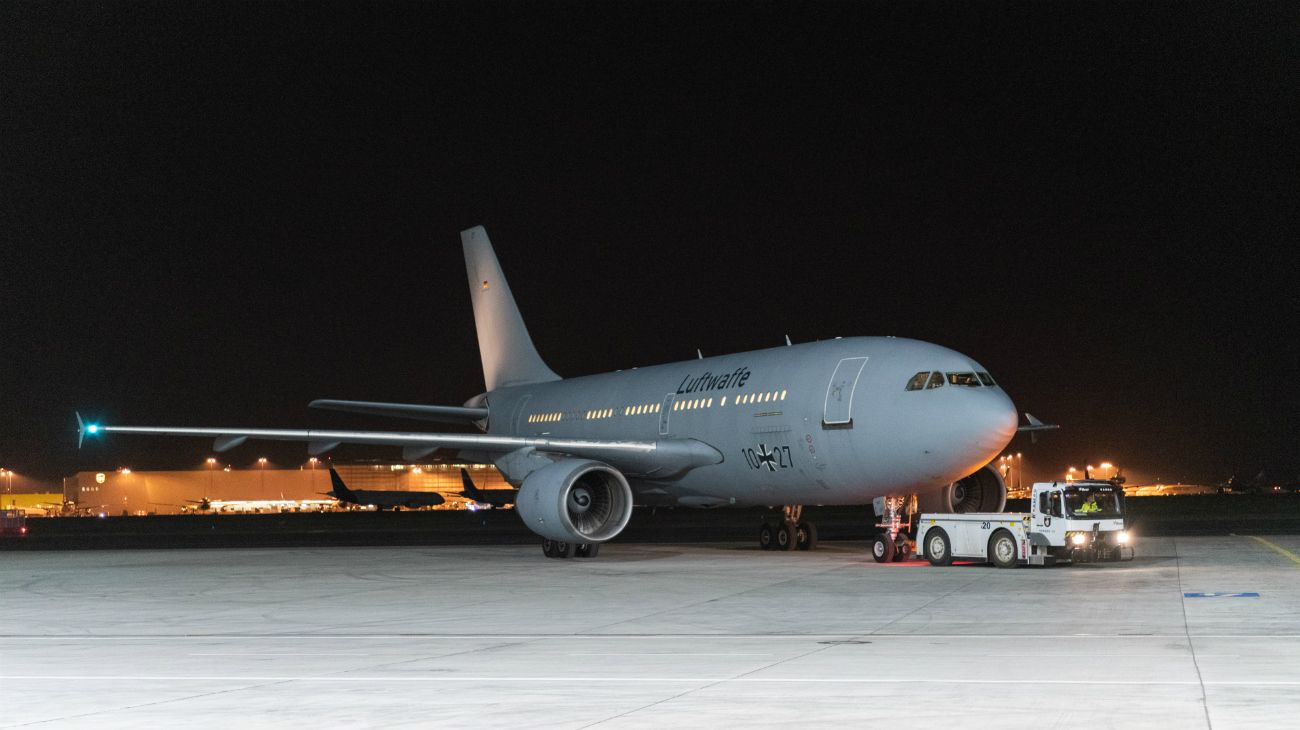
[918,464,1007,514]
[515,459,633,543]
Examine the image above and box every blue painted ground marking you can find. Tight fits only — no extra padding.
[1184,592,1259,598]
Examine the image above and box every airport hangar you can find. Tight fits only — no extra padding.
[59,463,512,514]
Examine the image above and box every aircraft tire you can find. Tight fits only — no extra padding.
[758,524,775,551]
[872,534,895,563]
[554,541,573,559]
[797,522,818,551]
[924,528,953,567]
[776,521,798,551]
[893,536,912,561]
[575,543,601,559]
[542,539,558,558]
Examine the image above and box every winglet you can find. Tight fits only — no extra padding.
[75,411,101,448]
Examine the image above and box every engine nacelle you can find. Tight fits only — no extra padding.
[515,459,634,543]
[917,464,1007,514]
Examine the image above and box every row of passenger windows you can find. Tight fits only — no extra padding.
[527,389,790,424]
[904,371,997,391]
[675,389,787,411]
[623,403,662,416]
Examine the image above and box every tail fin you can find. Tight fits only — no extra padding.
[459,467,481,499]
[327,468,355,501]
[461,226,560,390]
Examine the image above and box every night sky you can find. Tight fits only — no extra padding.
[4,2,1297,486]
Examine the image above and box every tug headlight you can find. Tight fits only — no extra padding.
[1116,531,1129,544]
[1071,533,1087,546]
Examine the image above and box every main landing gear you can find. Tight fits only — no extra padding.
[871,495,916,563]
[541,539,601,559]
[759,506,818,551]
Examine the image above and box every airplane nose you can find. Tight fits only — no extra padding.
[968,390,1019,458]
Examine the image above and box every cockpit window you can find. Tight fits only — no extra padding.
[905,372,930,391]
[925,372,945,389]
[947,372,981,387]
[977,372,996,386]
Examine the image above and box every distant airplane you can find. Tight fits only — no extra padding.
[326,467,446,510]
[80,225,1050,559]
[458,467,517,508]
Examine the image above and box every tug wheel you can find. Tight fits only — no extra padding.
[925,528,953,567]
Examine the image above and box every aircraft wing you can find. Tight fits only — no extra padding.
[308,399,488,424]
[79,416,721,479]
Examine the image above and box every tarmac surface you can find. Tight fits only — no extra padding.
[3,535,1300,728]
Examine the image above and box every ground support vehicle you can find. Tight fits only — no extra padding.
[915,480,1135,567]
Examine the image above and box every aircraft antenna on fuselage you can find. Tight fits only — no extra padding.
[461,226,561,391]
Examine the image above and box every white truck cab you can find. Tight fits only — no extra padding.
[915,480,1135,567]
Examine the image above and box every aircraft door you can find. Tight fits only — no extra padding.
[659,394,676,435]
[823,357,868,426]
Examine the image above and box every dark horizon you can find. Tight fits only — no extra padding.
[4,2,1296,486]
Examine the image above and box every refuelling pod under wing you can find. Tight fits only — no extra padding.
[514,459,634,543]
[917,464,1007,514]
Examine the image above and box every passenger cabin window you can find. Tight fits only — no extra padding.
[977,371,996,386]
[925,372,945,389]
[946,372,981,387]
[905,372,930,391]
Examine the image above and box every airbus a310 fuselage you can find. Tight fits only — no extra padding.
[82,225,1031,559]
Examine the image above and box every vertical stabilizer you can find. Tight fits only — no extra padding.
[461,226,561,391]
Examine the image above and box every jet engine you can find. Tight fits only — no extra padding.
[515,459,634,543]
[917,464,1007,514]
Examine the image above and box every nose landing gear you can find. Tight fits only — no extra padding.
[759,506,818,551]
[872,495,916,563]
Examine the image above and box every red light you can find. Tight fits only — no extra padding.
[20,526,27,534]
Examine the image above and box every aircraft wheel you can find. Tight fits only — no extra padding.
[872,534,895,563]
[542,539,558,558]
[776,521,798,551]
[797,521,818,551]
[893,536,912,561]
[989,530,1018,568]
[554,541,573,559]
[574,543,601,558]
[925,528,953,567]
[758,523,775,551]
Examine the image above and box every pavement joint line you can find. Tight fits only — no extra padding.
[8,633,1300,640]
[1244,535,1300,566]
[4,675,1300,686]
[1174,537,1214,730]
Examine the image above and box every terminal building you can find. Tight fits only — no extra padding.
[60,463,512,515]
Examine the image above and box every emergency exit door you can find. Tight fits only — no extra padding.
[823,357,868,426]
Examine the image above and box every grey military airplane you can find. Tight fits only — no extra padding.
[79,226,1050,559]
[326,467,447,510]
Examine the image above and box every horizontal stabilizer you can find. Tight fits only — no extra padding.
[309,399,488,424]
[1017,412,1059,431]
[1017,412,1060,444]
